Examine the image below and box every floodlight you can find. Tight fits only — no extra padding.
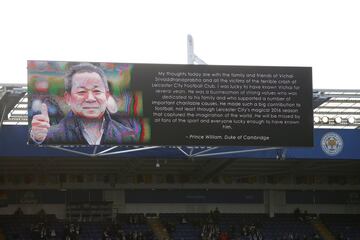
[348,116,355,124]
[321,116,329,123]
[335,117,342,124]
[314,116,320,123]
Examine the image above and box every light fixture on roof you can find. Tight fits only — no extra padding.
[314,116,320,123]
[335,117,342,124]
[348,116,355,124]
[321,116,329,123]
[155,159,160,168]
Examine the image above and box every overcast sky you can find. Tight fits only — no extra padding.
[1,0,359,89]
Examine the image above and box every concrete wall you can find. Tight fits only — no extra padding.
[0,204,66,219]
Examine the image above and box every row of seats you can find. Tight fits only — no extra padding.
[1,213,359,240]
[160,213,321,240]
[320,214,360,240]
[0,214,153,240]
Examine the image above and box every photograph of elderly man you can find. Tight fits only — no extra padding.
[30,63,141,145]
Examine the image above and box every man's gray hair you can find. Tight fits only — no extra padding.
[64,63,109,92]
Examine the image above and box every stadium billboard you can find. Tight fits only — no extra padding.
[28,61,313,147]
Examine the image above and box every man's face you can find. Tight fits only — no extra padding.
[65,72,108,119]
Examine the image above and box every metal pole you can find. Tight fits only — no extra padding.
[0,105,7,128]
[187,34,194,64]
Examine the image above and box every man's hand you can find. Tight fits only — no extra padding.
[30,103,50,143]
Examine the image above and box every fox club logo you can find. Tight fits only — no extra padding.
[321,132,343,156]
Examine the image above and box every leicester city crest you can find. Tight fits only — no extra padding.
[321,132,344,156]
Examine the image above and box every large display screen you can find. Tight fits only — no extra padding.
[28,61,313,146]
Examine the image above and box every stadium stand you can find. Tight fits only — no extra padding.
[0,85,360,240]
